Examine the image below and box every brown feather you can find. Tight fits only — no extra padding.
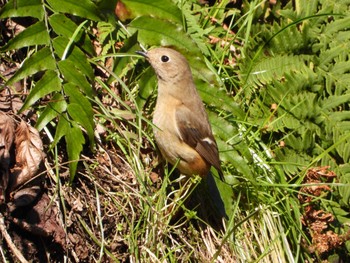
[175,104,223,179]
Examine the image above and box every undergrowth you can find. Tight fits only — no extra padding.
[1,0,350,262]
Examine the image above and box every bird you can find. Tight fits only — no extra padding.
[136,47,224,181]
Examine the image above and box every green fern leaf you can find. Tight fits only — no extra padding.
[53,36,94,80]
[64,83,95,148]
[0,0,44,20]
[20,70,61,112]
[58,60,93,97]
[7,47,55,86]
[36,93,67,131]
[0,21,49,52]
[46,0,102,22]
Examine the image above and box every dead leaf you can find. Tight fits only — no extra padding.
[0,88,24,113]
[298,167,346,255]
[0,111,15,204]
[10,121,44,192]
[115,1,131,22]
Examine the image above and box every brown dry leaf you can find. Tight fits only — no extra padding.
[10,121,44,191]
[149,172,160,184]
[0,111,16,204]
[298,167,345,256]
[309,231,343,254]
[298,166,336,203]
[115,0,131,22]
[0,88,24,113]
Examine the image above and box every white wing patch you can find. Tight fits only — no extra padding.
[202,137,214,145]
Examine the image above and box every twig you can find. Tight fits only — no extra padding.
[0,213,29,263]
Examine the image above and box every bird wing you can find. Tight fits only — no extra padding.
[175,104,222,174]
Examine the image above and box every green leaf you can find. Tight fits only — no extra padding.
[333,129,350,164]
[339,173,350,206]
[0,0,44,20]
[64,84,94,117]
[108,33,139,84]
[130,16,195,54]
[136,67,157,108]
[209,111,238,142]
[199,84,245,120]
[49,14,84,39]
[52,115,70,148]
[215,177,237,222]
[20,70,61,112]
[58,59,93,97]
[338,164,350,205]
[49,14,95,55]
[45,104,86,180]
[7,47,56,86]
[46,0,102,21]
[216,138,253,180]
[0,21,50,52]
[116,0,183,26]
[321,93,350,111]
[328,112,350,122]
[36,93,67,131]
[67,103,95,149]
[53,36,94,80]
[64,83,95,148]
[66,123,85,181]
[244,55,310,87]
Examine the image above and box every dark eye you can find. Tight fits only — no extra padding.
[161,55,169,62]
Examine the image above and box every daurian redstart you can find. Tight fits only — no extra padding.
[137,48,224,181]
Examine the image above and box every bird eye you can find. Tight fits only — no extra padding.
[161,55,169,62]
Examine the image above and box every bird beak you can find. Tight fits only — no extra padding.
[136,50,148,58]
